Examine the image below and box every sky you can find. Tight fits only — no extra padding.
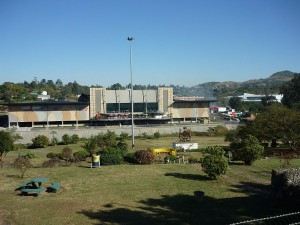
[0,0,299,87]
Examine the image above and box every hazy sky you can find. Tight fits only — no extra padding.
[1,0,299,87]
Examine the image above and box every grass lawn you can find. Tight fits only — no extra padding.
[0,136,299,225]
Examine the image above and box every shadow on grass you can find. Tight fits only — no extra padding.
[229,181,271,196]
[165,172,210,181]
[78,189,296,225]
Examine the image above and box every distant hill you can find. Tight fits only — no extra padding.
[173,70,296,98]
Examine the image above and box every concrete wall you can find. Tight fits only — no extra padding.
[10,123,238,144]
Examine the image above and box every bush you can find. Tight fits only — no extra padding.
[71,134,80,144]
[13,156,32,178]
[31,135,50,148]
[188,157,198,164]
[236,135,264,165]
[100,148,123,165]
[42,157,63,168]
[61,147,73,163]
[50,137,59,146]
[208,126,228,136]
[117,141,128,156]
[154,131,161,139]
[201,146,228,179]
[124,152,136,164]
[202,155,228,179]
[164,155,178,163]
[62,134,72,145]
[22,151,36,159]
[73,150,90,161]
[46,152,62,159]
[134,150,155,165]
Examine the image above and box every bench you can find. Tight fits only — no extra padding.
[16,182,36,191]
[48,182,60,193]
[21,187,45,196]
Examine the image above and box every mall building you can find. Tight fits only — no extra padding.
[1,87,215,127]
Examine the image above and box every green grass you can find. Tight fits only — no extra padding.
[130,135,228,151]
[1,136,299,225]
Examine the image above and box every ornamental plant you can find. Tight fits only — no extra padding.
[31,135,50,148]
[134,150,155,165]
[100,147,123,165]
[238,135,264,165]
[201,146,228,179]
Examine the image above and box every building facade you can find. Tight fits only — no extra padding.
[90,87,213,122]
[6,101,89,127]
[89,87,173,118]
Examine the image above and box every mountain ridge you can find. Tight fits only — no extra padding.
[173,70,296,98]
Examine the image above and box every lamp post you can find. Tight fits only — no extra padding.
[128,36,134,150]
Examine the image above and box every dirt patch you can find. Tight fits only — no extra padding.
[0,210,13,225]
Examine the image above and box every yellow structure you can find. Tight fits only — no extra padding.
[152,148,177,156]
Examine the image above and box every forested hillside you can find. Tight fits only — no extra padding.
[0,71,296,103]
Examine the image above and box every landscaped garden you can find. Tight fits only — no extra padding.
[1,130,300,225]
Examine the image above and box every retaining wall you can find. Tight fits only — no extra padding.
[6,123,238,144]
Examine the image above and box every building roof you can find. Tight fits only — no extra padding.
[5,101,89,106]
[173,96,216,103]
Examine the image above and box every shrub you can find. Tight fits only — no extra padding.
[42,157,63,168]
[188,157,198,164]
[237,135,264,165]
[142,132,149,139]
[61,147,73,163]
[208,126,228,136]
[31,135,50,148]
[13,156,32,178]
[50,137,59,146]
[46,152,62,159]
[203,145,225,156]
[62,134,72,145]
[22,151,36,159]
[73,150,90,161]
[71,134,80,144]
[100,148,123,165]
[124,152,136,164]
[134,150,155,165]
[202,155,228,179]
[201,146,228,179]
[154,131,161,139]
[164,155,178,163]
[119,132,129,141]
[117,141,128,156]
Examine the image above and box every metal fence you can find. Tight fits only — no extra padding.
[230,212,300,225]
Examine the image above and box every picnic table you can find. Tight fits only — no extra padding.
[18,177,49,196]
[31,177,49,188]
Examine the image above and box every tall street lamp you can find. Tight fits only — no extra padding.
[128,36,134,150]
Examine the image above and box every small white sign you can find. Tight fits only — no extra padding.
[173,142,198,150]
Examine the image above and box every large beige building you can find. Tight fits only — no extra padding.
[90,87,212,122]
[0,87,213,128]
[4,101,89,127]
[89,87,173,118]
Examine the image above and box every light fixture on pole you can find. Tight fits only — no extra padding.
[128,36,135,150]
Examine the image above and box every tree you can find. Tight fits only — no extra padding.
[252,105,300,150]
[236,135,264,165]
[201,146,228,179]
[0,131,14,167]
[61,147,73,163]
[82,138,98,155]
[109,83,124,90]
[281,73,300,109]
[228,97,243,111]
[13,156,32,178]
